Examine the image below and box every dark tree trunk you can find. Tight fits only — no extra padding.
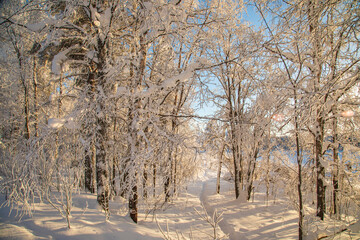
[332,114,339,217]
[315,117,326,220]
[129,183,138,223]
[216,159,222,194]
[230,120,241,199]
[111,115,118,197]
[153,163,156,198]
[164,178,170,202]
[173,147,178,195]
[85,70,97,194]
[265,141,271,205]
[96,104,110,219]
[125,104,139,223]
[32,56,39,138]
[119,161,128,198]
[234,137,242,198]
[295,111,304,240]
[164,170,171,202]
[143,164,148,198]
[308,0,326,221]
[112,156,117,196]
[164,145,173,202]
[216,147,223,194]
[14,44,30,140]
[246,150,258,201]
[84,147,95,193]
[95,38,110,218]
[216,161,222,194]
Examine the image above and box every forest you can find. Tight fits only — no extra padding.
[0,0,359,239]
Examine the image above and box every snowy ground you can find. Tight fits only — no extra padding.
[1,170,359,239]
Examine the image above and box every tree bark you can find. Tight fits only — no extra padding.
[84,146,95,193]
[315,116,326,220]
[308,0,326,221]
[295,117,304,240]
[95,89,110,219]
[164,147,172,202]
[14,43,30,140]
[153,163,156,198]
[143,163,148,198]
[85,69,96,193]
[129,182,138,223]
[126,30,147,222]
[112,113,118,197]
[95,36,110,218]
[32,56,39,138]
[173,146,178,196]
[294,90,304,240]
[246,149,258,201]
[216,145,224,194]
[332,113,339,217]
[227,81,241,199]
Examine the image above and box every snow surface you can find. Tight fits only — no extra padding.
[1,164,359,239]
[48,118,66,129]
[48,117,78,130]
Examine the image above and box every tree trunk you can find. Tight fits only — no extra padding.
[119,160,128,198]
[295,118,304,240]
[91,144,97,193]
[95,39,110,219]
[112,155,117,196]
[173,147,178,195]
[332,113,339,217]
[84,147,95,193]
[164,176,171,202]
[164,148,172,202]
[315,116,326,220]
[294,91,304,240]
[32,56,39,138]
[129,182,138,223]
[216,145,224,194]
[127,31,147,223]
[143,163,148,198]
[112,115,118,197]
[96,104,110,219]
[247,137,259,201]
[216,159,222,194]
[14,44,30,140]
[229,115,241,199]
[265,136,271,205]
[153,163,156,198]
[127,118,138,222]
[309,0,326,221]
[247,150,258,201]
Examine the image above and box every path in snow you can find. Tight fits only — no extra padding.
[152,177,227,239]
[160,168,298,239]
[199,174,299,240]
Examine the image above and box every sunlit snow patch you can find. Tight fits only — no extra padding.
[48,117,78,129]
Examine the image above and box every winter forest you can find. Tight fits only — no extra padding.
[0,0,359,239]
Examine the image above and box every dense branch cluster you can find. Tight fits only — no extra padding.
[0,0,359,238]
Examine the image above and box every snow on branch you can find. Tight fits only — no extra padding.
[52,48,71,74]
[157,113,255,124]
